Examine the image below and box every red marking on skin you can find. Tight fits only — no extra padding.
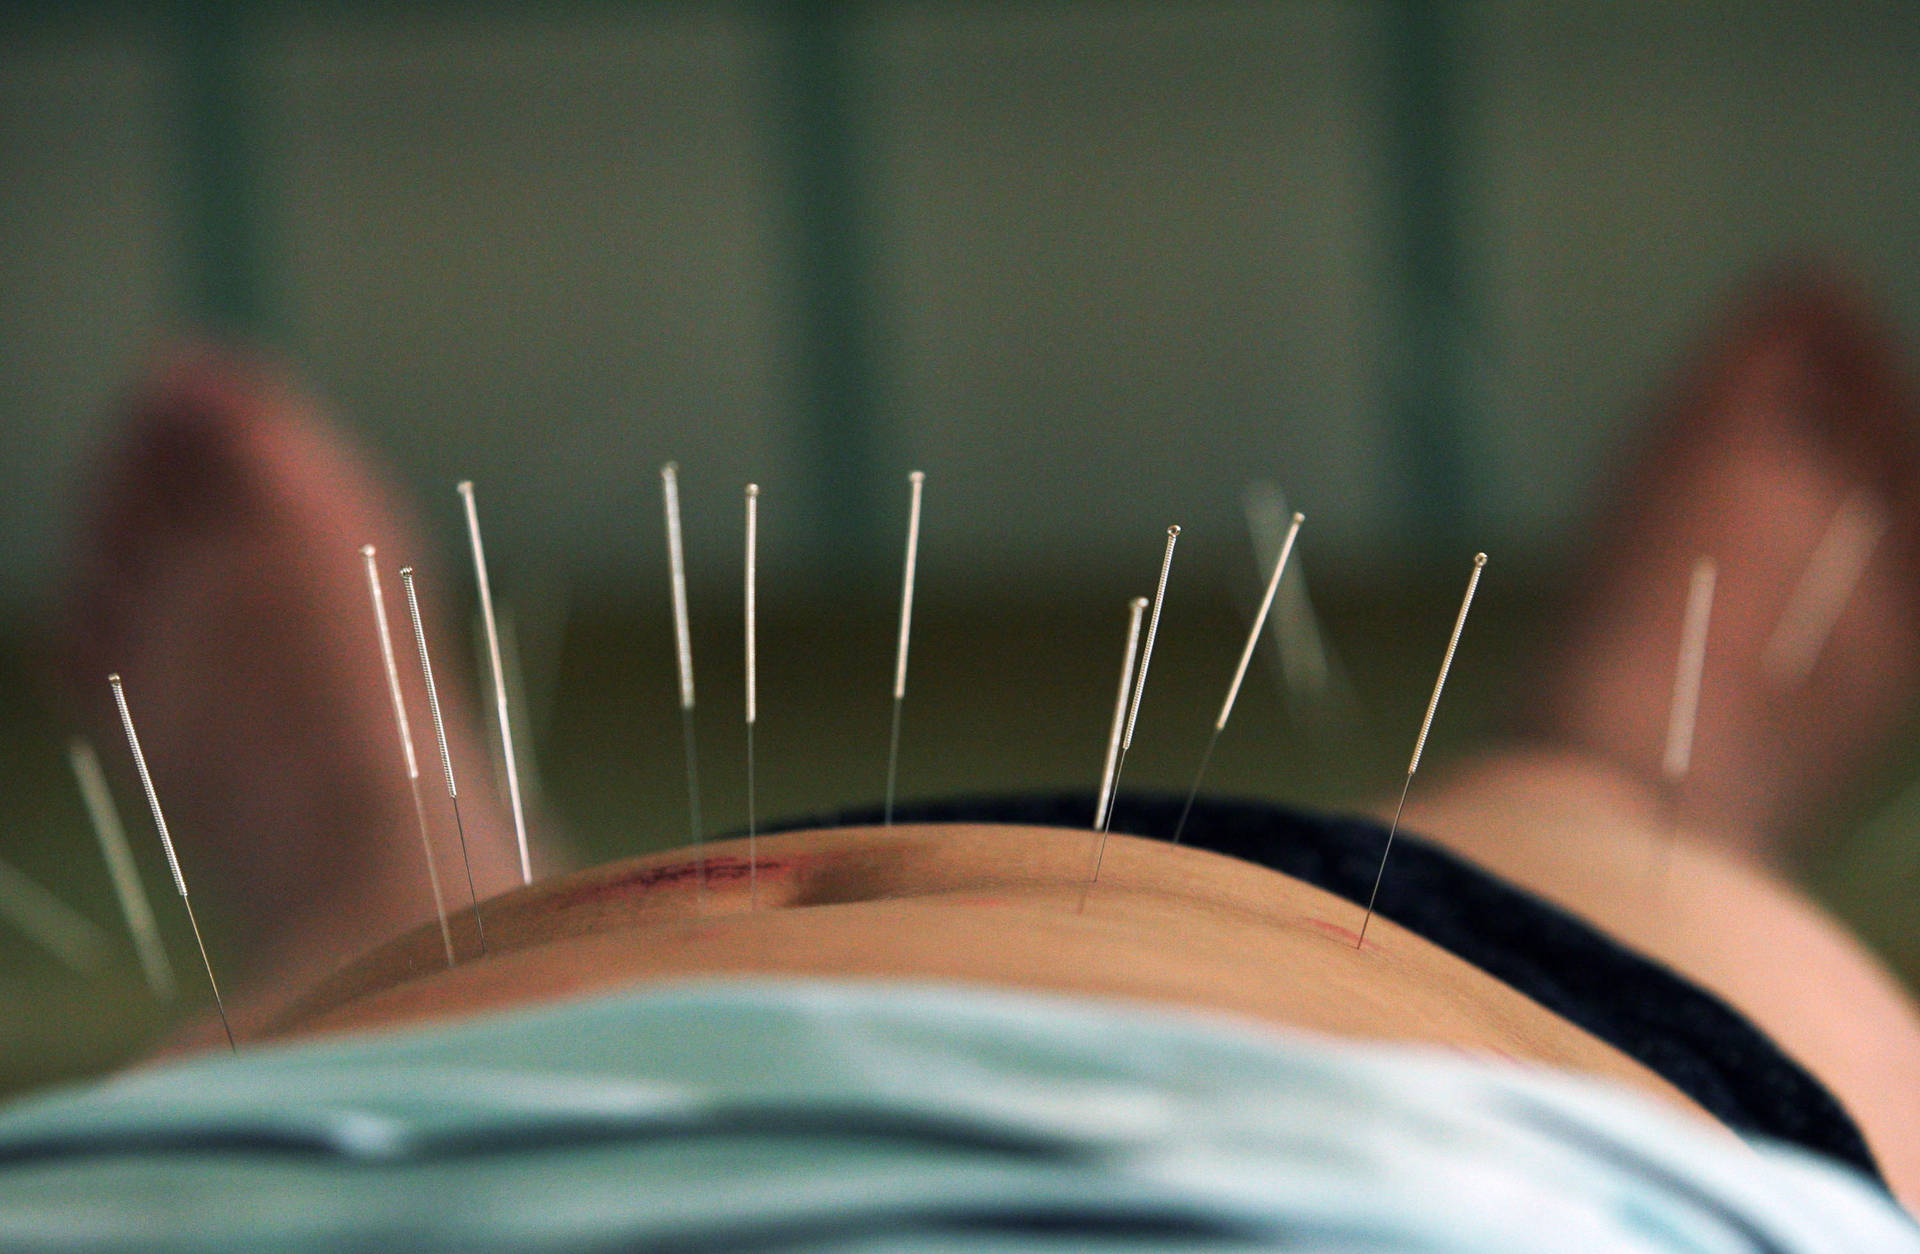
[553,856,790,909]
[1303,917,1377,951]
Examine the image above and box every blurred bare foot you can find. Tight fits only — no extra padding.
[61,346,532,1031]
[1536,268,1920,861]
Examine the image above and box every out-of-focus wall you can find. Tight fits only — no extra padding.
[0,27,173,605]
[3,1,1918,605]
[1470,2,1920,538]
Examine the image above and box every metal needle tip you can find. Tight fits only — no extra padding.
[108,673,234,1051]
[1356,551,1488,948]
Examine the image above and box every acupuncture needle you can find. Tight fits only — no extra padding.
[69,736,175,997]
[1104,525,1179,830]
[362,546,456,967]
[884,472,926,827]
[1084,595,1149,909]
[1356,552,1487,948]
[660,463,704,901]
[1171,511,1303,845]
[460,483,533,886]
[108,674,235,1051]
[745,482,760,908]
[401,567,487,955]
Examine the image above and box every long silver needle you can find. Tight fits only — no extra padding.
[1106,525,1179,829]
[1762,490,1884,690]
[884,471,925,827]
[108,674,234,1051]
[362,547,455,967]
[1357,552,1487,948]
[1663,557,1718,787]
[1087,597,1149,906]
[401,567,486,955]
[459,482,532,886]
[1172,512,1304,845]
[660,463,704,902]
[69,736,175,998]
[745,483,760,908]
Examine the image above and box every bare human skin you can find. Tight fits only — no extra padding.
[60,269,1920,1212]
[1437,268,1920,1202]
[263,825,1708,1123]
[1414,750,1920,1210]
[62,349,533,1005]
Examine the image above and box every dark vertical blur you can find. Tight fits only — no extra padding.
[776,1,885,579]
[1382,0,1471,553]
[177,0,268,340]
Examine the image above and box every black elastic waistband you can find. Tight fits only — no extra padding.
[785,791,1882,1187]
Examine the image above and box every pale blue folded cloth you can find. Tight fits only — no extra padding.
[0,978,1909,1252]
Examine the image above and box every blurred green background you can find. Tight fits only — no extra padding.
[3,1,1920,1090]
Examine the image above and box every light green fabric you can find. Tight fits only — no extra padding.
[0,979,1910,1251]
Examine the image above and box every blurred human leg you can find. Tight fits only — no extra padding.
[1419,271,1920,1204]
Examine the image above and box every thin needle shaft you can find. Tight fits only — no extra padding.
[1106,525,1179,829]
[1663,557,1718,786]
[70,736,175,999]
[362,547,455,967]
[1762,490,1883,690]
[401,568,486,955]
[1654,557,1717,885]
[745,483,760,908]
[1086,596,1149,907]
[884,471,925,827]
[1357,552,1487,948]
[1245,482,1359,729]
[459,483,532,886]
[108,674,234,1051]
[1172,512,1304,845]
[1244,484,1333,697]
[1123,526,1180,754]
[661,463,704,899]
